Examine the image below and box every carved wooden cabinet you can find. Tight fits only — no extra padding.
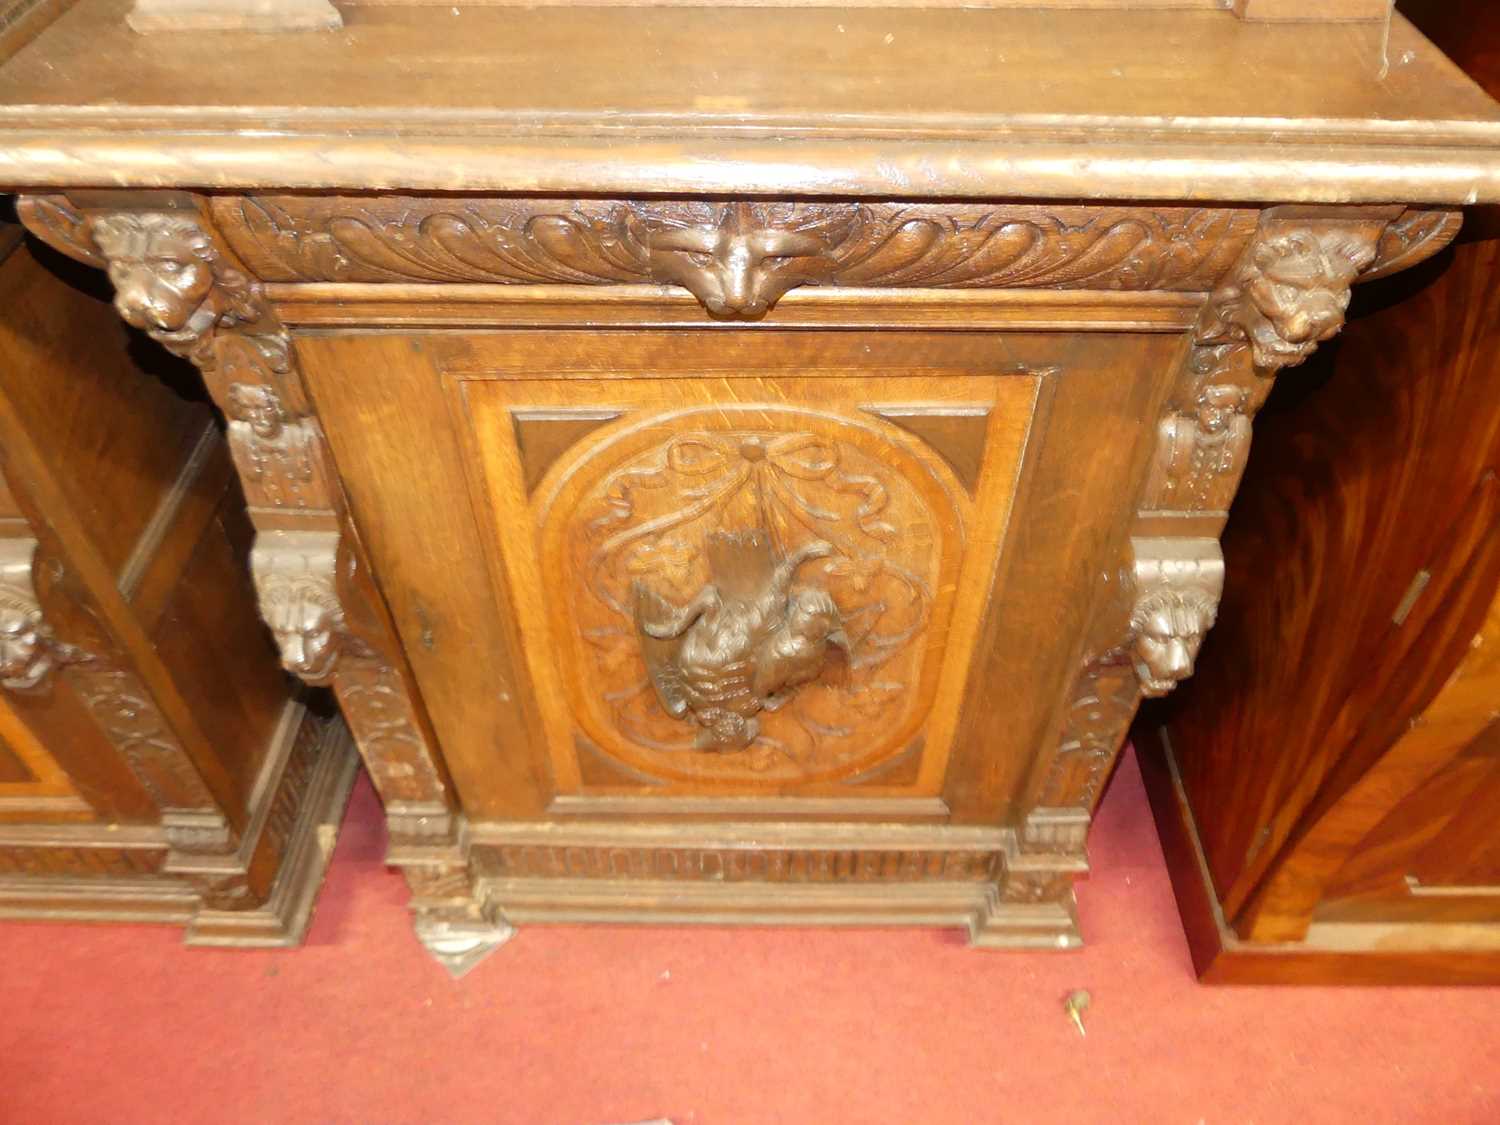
[0,226,356,945]
[3,0,1497,971]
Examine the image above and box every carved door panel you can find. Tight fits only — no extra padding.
[454,374,1035,799]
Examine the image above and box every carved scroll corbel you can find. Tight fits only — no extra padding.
[250,530,345,685]
[1126,538,1225,698]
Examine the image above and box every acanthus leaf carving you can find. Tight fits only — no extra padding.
[15,195,105,268]
[1362,208,1464,283]
[211,196,1268,315]
[1037,538,1224,810]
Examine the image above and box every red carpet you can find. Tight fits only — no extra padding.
[3,747,1497,1124]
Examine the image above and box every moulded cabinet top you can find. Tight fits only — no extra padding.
[1,0,1499,201]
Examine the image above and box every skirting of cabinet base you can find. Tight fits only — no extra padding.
[1136,726,1500,986]
[0,712,358,948]
[186,719,359,948]
[480,878,1081,949]
[395,821,1088,959]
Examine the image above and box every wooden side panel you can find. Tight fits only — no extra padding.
[946,332,1185,821]
[1151,233,1500,945]
[294,334,551,819]
[0,237,202,578]
[145,505,291,814]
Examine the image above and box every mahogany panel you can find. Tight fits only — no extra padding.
[1139,226,1500,981]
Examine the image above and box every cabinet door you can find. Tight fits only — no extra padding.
[298,329,1175,821]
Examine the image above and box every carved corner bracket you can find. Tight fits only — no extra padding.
[1196,215,1384,373]
[249,529,345,686]
[17,198,269,370]
[1036,538,1224,811]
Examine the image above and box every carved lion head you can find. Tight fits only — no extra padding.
[89,213,257,358]
[0,595,51,692]
[256,573,343,684]
[1129,588,1219,697]
[1204,228,1376,370]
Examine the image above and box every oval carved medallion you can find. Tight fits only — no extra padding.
[537,406,966,785]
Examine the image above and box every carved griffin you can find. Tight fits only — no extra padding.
[633,530,848,750]
[1199,225,1378,370]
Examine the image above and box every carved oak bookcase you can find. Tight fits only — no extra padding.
[0,227,357,946]
[2,1,1497,971]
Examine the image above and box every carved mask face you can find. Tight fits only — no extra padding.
[0,601,49,691]
[1130,591,1217,696]
[91,215,218,342]
[1196,384,1247,434]
[227,383,285,439]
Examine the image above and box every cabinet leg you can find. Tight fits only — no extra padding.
[412,911,516,978]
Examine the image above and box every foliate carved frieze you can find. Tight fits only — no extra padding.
[213,196,1270,316]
